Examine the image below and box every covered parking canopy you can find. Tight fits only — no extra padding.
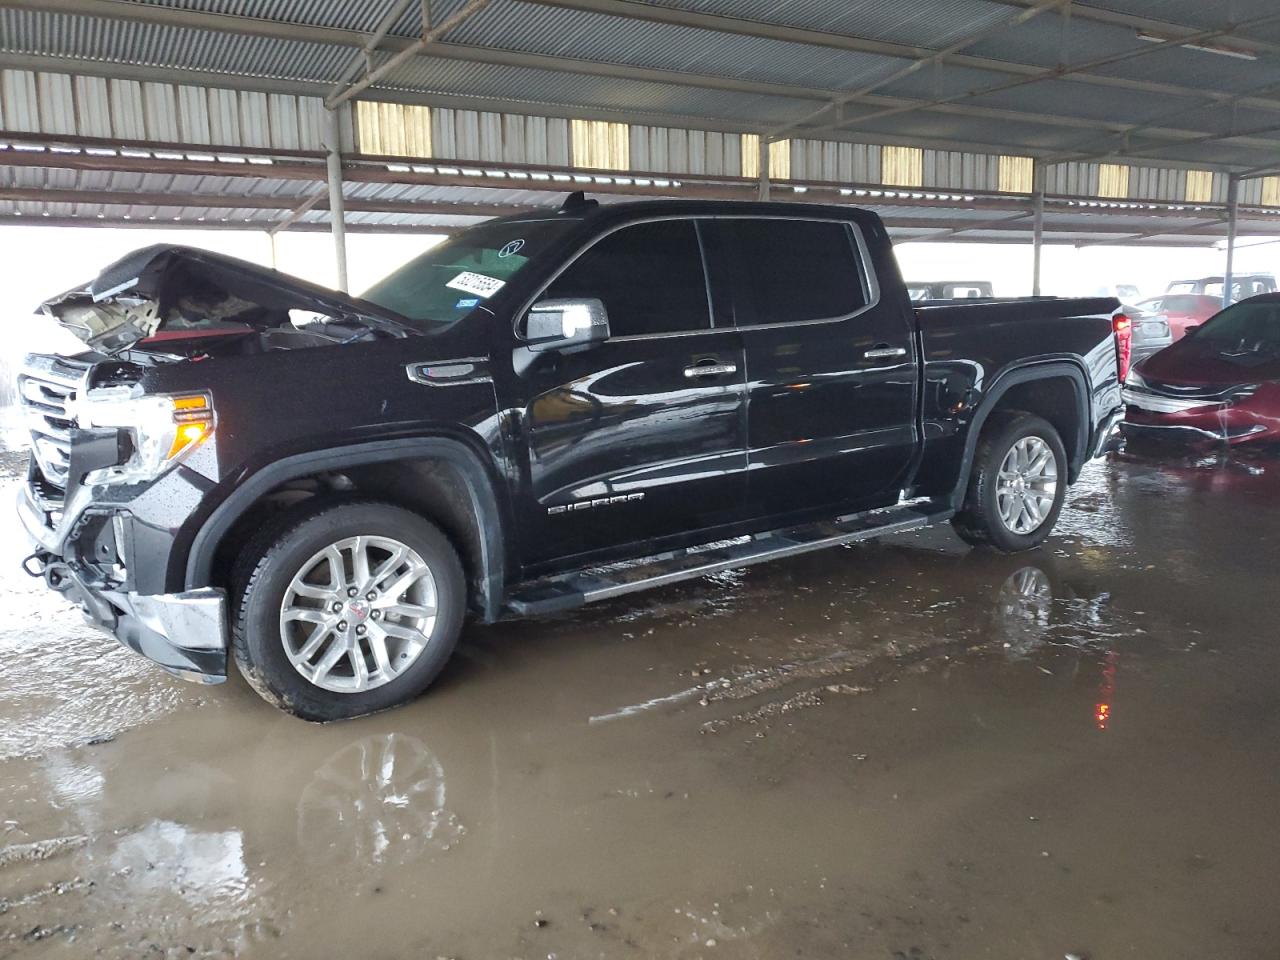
[1,0,1279,290]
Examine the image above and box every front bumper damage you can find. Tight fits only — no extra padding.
[1120,383,1278,447]
[17,480,228,683]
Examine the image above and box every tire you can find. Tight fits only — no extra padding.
[951,413,1068,553]
[231,500,466,721]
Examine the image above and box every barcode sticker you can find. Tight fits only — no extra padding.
[445,271,505,298]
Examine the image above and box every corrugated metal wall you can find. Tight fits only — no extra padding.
[923,149,1001,191]
[788,139,881,183]
[0,68,329,150]
[629,125,743,176]
[1044,161,1100,197]
[430,106,570,165]
[1043,161,1231,204]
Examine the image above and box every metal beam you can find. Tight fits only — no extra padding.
[767,0,1069,140]
[267,192,326,236]
[1074,217,1231,247]
[1032,162,1045,295]
[756,136,770,201]
[1048,79,1280,166]
[7,139,1274,223]
[1224,175,1239,308]
[521,0,1280,115]
[877,216,1259,236]
[980,0,1280,58]
[0,185,537,218]
[324,107,349,290]
[803,11,1280,141]
[328,0,420,100]
[0,215,458,234]
[326,0,495,108]
[897,212,1035,243]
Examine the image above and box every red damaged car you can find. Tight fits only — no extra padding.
[1122,294,1280,448]
[1135,293,1221,342]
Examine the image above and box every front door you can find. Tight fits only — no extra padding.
[510,218,748,568]
[706,216,918,520]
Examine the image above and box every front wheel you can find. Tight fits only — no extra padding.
[231,501,466,721]
[952,413,1068,553]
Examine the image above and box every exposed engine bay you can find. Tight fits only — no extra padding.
[39,244,419,363]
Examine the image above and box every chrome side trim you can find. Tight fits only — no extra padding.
[405,357,491,387]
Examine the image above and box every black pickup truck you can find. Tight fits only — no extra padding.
[17,195,1127,720]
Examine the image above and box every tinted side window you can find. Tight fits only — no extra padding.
[718,219,867,326]
[541,220,709,337]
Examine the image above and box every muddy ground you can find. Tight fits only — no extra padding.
[1,449,1278,959]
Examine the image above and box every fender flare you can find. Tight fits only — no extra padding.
[183,437,509,621]
[949,360,1092,510]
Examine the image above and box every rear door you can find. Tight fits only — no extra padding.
[511,218,748,567]
[705,216,918,519]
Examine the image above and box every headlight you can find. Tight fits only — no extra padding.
[1124,369,1147,389]
[75,387,214,484]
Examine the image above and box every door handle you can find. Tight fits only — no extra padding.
[683,360,738,379]
[863,346,908,360]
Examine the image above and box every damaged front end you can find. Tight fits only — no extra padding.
[17,353,228,682]
[39,243,418,360]
[19,246,421,682]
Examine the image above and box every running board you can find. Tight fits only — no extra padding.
[504,502,954,617]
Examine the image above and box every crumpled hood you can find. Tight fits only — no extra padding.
[39,244,416,353]
[1137,335,1280,386]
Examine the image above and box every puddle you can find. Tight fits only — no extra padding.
[2,451,1278,958]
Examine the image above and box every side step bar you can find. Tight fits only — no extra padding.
[504,501,954,617]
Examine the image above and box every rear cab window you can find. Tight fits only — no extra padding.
[708,218,871,327]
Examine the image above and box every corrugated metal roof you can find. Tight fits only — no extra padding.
[438,2,905,91]
[380,55,816,124]
[1,0,1279,238]
[0,8,355,82]
[0,0,1276,170]
[1085,0,1278,31]
[630,0,1018,50]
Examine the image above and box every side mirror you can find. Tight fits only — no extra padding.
[526,298,610,352]
[1183,324,1200,335]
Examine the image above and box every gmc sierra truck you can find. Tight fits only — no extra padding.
[17,194,1128,720]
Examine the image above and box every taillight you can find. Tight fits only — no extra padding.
[1113,313,1133,382]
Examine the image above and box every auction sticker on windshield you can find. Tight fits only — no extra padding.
[446,271,505,298]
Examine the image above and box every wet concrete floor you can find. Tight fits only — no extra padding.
[1,449,1278,959]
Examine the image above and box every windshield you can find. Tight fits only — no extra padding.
[1192,300,1280,351]
[361,218,578,327]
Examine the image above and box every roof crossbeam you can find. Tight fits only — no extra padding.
[325,0,494,108]
[801,11,1280,140]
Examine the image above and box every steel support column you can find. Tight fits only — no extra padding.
[757,136,771,201]
[1224,174,1239,308]
[1032,161,1045,296]
[324,106,349,292]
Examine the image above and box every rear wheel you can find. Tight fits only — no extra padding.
[952,413,1067,553]
[232,501,465,721]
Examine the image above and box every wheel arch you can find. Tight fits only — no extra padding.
[184,437,512,622]
[949,360,1091,510]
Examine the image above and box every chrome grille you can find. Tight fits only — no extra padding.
[18,355,88,489]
